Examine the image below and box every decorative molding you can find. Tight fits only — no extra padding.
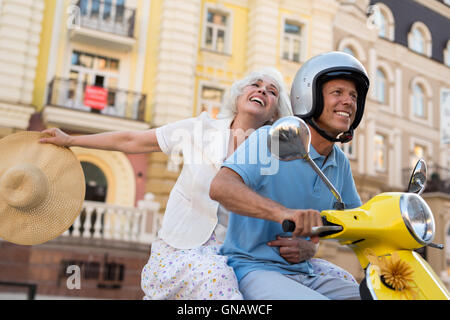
[0,0,45,105]
[152,0,201,126]
[0,102,35,130]
[42,106,150,133]
[246,0,280,71]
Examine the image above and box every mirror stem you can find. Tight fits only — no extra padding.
[305,154,345,210]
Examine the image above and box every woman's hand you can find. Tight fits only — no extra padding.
[39,128,73,147]
[268,236,318,264]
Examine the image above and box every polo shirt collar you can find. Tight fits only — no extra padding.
[310,144,338,169]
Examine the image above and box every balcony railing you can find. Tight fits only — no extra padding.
[62,197,163,244]
[76,0,136,38]
[47,77,146,122]
[402,164,450,194]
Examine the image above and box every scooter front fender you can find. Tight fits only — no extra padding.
[361,250,450,300]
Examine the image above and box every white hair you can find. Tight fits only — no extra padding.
[216,67,293,120]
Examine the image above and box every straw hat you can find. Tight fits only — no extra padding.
[0,131,85,245]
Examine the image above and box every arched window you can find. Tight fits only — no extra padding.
[337,38,367,63]
[409,77,433,125]
[410,144,426,169]
[445,223,450,279]
[445,40,450,67]
[378,11,387,38]
[412,28,425,54]
[413,84,425,118]
[81,161,108,202]
[376,68,387,104]
[408,22,432,57]
[342,46,355,57]
[374,3,395,41]
[374,133,387,172]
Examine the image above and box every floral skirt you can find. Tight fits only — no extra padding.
[309,258,357,284]
[141,234,243,300]
[141,235,357,300]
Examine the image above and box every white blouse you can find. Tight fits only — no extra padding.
[155,112,233,249]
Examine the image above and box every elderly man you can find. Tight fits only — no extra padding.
[210,52,370,300]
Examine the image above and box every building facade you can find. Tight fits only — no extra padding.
[319,0,450,286]
[0,0,448,299]
[0,0,162,299]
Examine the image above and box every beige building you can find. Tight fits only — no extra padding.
[318,0,450,287]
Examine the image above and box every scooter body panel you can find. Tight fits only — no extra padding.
[316,193,449,300]
[364,250,450,300]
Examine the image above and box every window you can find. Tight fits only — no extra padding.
[441,89,450,145]
[199,85,224,119]
[337,38,367,62]
[410,77,432,124]
[373,3,395,41]
[374,133,387,172]
[282,21,303,63]
[446,223,450,278]
[71,51,119,77]
[340,140,356,160]
[67,50,120,113]
[203,10,229,53]
[408,22,432,57]
[81,161,108,202]
[375,68,387,104]
[377,10,387,38]
[342,46,355,57]
[411,28,425,54]
[410,144,425,169]
[445,41,450,67]
[412,84,425,118]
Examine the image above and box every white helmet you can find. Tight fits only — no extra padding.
[291,51,370,143]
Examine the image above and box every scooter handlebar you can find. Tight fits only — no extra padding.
[282,219,343,236]
[282,220,296,232]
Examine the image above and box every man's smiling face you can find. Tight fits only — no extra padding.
[316,78,358,137]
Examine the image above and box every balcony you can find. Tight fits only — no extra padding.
[43,77,149,133]
[402,164,450,194]
[61,196,162,246]
[70,0,137,51]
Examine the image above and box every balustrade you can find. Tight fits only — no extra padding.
[63,198,162,244]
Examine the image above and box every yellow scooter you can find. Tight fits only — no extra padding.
[268,116,450,300]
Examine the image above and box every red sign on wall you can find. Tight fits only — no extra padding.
[84,86,108,110]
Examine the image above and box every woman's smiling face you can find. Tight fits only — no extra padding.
[235,77,280,123]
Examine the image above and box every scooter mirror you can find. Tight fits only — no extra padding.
[408,159,427,195]
[267,116,345,210]
[267,116,311,161]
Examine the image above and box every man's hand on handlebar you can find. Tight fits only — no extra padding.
[281,209,323,239]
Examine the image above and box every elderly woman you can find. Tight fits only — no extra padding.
[40,68,355,300]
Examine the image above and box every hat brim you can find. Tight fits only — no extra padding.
[0,132,86,245]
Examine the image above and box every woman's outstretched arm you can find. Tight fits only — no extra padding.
[39,128,162,154]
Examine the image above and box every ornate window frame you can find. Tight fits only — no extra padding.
[408,21,432,57]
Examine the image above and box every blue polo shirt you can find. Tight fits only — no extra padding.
[219,126,362,282]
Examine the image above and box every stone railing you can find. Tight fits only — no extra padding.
[62,193,162,244]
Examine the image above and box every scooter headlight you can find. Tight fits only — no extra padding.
[400,193,435,245]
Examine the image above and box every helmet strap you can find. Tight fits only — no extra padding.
[305,118,354,144]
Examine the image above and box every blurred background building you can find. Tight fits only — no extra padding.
[0,0,448,299]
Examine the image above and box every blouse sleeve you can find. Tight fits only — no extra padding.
[155,117,197,155]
